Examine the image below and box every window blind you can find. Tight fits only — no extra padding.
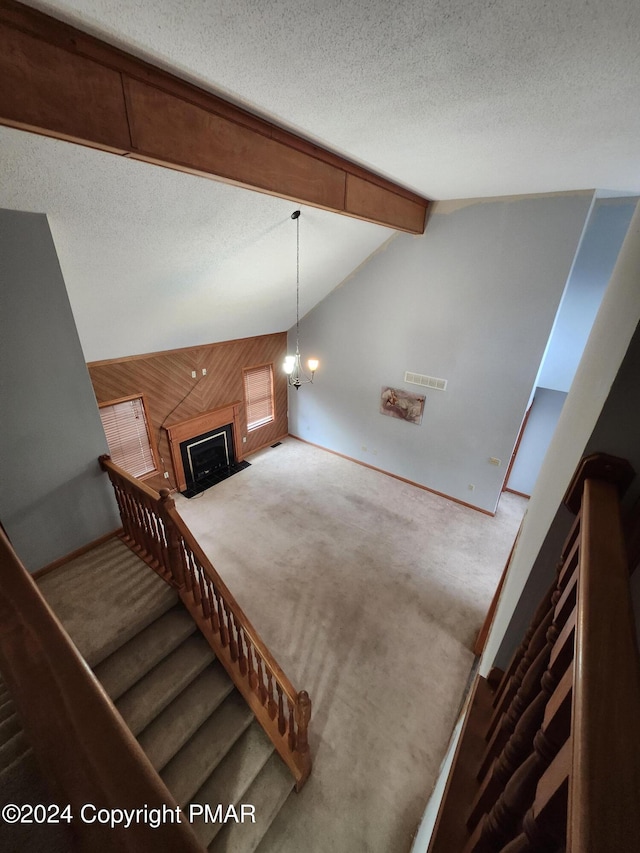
[99,397,156,478]
[244,364,274,431]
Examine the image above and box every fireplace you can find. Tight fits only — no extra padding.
[165,402,249,497]
[183,425,231,480]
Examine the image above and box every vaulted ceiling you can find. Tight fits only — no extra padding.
[1,0,639,361]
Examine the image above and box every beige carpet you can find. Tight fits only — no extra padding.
[176,437,527,853]
[37,537,177,667]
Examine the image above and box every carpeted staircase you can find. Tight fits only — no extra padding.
[28,537,295,852]
[0,674,73,852]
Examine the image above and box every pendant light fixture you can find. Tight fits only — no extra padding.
[283,210,319,389]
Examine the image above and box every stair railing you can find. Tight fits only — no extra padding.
[99,455,312,790]
[428,453,640,852]
[0,527,204,853]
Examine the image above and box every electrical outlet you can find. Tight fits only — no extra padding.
[163,471,169,479]
[202,368,207,376]
[191,370,196,378]
[242,436,247,443]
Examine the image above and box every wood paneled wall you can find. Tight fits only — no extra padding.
[88,333,288,492]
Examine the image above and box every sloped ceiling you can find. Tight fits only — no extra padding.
[1,0,640,361]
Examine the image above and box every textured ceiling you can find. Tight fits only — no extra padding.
[2,0,640,360]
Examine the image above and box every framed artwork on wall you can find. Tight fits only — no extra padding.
[380,386,425,425]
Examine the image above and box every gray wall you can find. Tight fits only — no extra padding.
[0,209,119,571]
[538,197,638,392]
[507,388,568,496]
[288,193,593,513]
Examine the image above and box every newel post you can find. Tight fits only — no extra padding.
[159,489,186,588]
[295,691,311,754]
[294,691,312,790]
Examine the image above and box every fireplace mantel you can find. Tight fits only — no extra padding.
[165,402,243,491]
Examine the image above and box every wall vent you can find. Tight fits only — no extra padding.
[404,371,448,391]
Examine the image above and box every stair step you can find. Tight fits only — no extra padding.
[0,730,30,773]
[0,746,75,852]
[190,722,275,848]
[37,537,178,667]
[95,605,197,701]
[211,753,294,853]
[0,712,21,746]
[138,662,234,772]
[162,690,254,806]
[0,696,16,726]
[0,744,34,787]
[116,633,215,736]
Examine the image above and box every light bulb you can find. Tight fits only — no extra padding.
[283,360,294,374]
[307,358,319,372]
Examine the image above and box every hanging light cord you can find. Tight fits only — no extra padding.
[294,210,300,351]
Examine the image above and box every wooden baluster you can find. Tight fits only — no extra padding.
[276,684,286,736]
[123,489,138,545]
[183,550,194,593]
[197,567,209,617]
[490,526,578,723]
[491,575,557,713]
[465,671,572,853]
[155,493,170,563]
[470,665,572,835]
[190,557,200,600]
[287,698,296,751]
[468,691,546,832]
[295,691,311,756]
[191,564,202,607]
[207,585,219,634]
[158,515,171,571]
[136,498,151,558]
[138,499,154,560]
[499,631,557,739]
[488,583,563,743]
[266,670,277,719]
[465,752,544,851]
[113,483,130,539]
[224,603,238,661]
[144,498,162,567]
[234,615,247,676]
[256,654,268,703]
[499,741,570,853]
[481,616,559,778]
[246,637,258,691]
[218,593,229,647]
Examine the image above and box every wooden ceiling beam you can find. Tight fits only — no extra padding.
[0,0,430,233]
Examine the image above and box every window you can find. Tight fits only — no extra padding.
[99,395,157,478]
[244,364,274,431]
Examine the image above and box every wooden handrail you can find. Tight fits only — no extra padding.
[570,476,640,851]
[161,498,299,705]
[99,454,312,789]
[428,453,640,852]
[0,527,204,852]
